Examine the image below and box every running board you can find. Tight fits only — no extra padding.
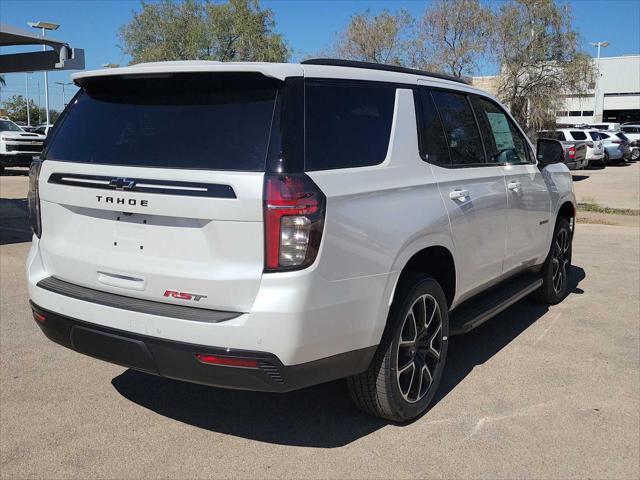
[449,274,543,335]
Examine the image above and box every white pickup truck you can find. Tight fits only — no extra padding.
[0,118,46,174]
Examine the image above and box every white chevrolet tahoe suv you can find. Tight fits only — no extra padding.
[27,60,576,421]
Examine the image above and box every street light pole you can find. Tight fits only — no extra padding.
[28,21,60,126]
[590,41,609,122]
[54,81,72,108]
[25,73,31,127]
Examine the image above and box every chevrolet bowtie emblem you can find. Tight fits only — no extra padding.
[109,178,136,190]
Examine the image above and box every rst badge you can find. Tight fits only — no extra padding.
[164,290,207,302]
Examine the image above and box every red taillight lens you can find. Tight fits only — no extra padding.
[32,312,46,323]
[195,354,258,368]
[263,174,326,271]
[568,146,576,159]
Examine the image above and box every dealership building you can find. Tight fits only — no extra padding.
[472,54,640,124]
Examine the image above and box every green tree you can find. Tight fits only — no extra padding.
[330,9,413,65]
[119,0,289,63]
[411,0,493,77]
[2,95,39,124]
[492,0,594,131]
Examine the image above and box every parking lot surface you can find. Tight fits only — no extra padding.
[572,160,640,210]
[1,172,639,479]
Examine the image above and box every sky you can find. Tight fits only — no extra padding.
[1,0,639,116]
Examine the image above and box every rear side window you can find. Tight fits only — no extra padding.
[304,81,395,171]
[472,96,530,164]
[570,130,587,140]
[589,132,600,140]
[418,90,451,165]
[432,91,485,165]
[45,73,279,171]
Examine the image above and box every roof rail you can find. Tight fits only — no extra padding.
[301,58,469,85]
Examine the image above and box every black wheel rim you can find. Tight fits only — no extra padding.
[396,294,443,403]
[551,228,570,295]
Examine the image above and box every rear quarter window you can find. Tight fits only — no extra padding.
[304,81,396,171]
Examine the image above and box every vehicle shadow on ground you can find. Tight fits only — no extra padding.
[0,168,29,176]
[112,265,586,448]
[572,175,590,181]
[0,197,32,245]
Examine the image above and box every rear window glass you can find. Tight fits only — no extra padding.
[305,81,395,170]
[570,130,587,140]
[616,132,629,141]
[589,132,600,140]
[44,73,279,171]
[432,91,485,165]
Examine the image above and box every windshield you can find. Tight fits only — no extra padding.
[0,120,23,133]
[45,73,280,171]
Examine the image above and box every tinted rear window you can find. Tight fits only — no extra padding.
[45,73,279,171]
[589,132,600,140]
[418,90,450,165]
[305,81,395,171]
[570,130,587,140]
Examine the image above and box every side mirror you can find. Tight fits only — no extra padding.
[536,138,564,167]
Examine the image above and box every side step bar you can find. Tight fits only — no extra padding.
[449,274,543,335]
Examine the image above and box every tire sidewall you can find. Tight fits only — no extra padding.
[383,277,449,422]
[541,217,572,304]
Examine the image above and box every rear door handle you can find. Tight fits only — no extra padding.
[449,189,470,200]
[507,181,521,191]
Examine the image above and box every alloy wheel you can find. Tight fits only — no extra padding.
[551,228,570,294]
[396,294,443,403]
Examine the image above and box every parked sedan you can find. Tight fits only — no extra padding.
[597,130,630,164]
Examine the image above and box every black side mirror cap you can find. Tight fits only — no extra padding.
[536,138,564,167]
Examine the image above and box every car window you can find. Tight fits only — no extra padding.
[538,131,565,141]
[472,96,530,164]
[0,120,23,132]
[46,73,279,171]
[589,132,600,140]
[417,90,451,165]
[431,91,485,165]
[570,130,587,140]
[615,132,630,141]
[305,81,396,171]
[599,132,611,139]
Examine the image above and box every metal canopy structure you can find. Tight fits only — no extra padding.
[0,23,84,74]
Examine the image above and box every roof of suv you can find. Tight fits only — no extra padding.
[71,59,480,92]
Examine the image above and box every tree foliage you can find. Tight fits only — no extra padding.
[492,0,594,131]
[1,95,40,124]
[331,9,413,65]
[412,0,493,77]
[119,0,289,64]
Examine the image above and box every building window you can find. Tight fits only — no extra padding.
[582,110,594,116]
[568,111,581,116]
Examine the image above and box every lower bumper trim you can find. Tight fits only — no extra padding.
[30,301,377,393]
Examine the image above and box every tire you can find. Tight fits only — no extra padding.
[631,149,640,161]
[347,275,449,422]
[535,216,572,305]
[603,152,609,166]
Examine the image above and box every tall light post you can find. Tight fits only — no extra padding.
[54,81,72,108]
[25,73,31,126]
[28,21,60,126]
[590,41,609,122]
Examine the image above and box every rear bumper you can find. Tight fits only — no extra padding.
[30,301,376,392]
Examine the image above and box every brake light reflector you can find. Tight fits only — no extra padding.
[263,174,326,271]
[568,146,576,159]
[32,312,46,323]
[195,354,258,368]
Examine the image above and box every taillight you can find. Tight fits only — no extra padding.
[27,160,42,238]
[263,173,326,272]
[568,146,576,159]
[195,354,258,368]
